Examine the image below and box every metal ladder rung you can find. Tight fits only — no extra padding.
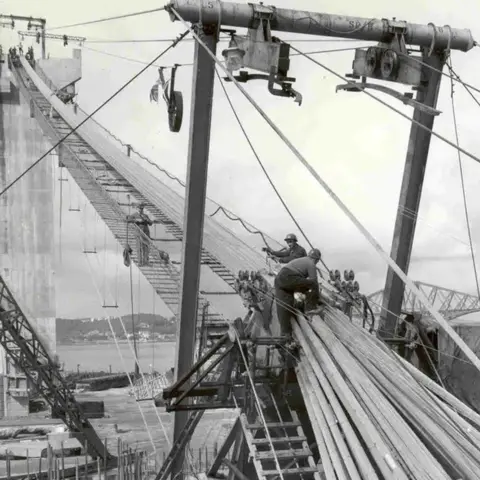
[252,436,307,445]
[247,422,301,430]
[261,467,319,476]
[255,449,312,460]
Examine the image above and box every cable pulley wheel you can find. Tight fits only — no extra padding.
[380,49,399,80]
[168,91,183,133]
[365,47,379,76]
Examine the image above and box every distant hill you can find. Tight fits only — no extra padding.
[56,314,176,344]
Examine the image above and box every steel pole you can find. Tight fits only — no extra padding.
[378,50,446,340]
[41,20,46,60]
[171,25,218,480]
[167,0,475,51]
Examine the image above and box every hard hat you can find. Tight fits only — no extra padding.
[284,233,298,242]
[308,248,321,260]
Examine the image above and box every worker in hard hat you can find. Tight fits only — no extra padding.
[274,248,322,340]
[262,233,307,264]
[126,204,153,266]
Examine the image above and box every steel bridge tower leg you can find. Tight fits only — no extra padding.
[379,50,446,339]
[171,24,218,480]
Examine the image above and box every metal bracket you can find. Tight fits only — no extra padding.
[224,69,302,105]
[250,3,275,30]
[335,80,441,116]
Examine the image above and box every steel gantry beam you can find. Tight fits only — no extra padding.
[165,1,475,477]
[1,14,46,58]
[167,0,475,51]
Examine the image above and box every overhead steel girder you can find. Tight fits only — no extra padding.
[367,281,480,320]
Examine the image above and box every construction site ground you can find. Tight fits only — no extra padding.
[0,387,236,476]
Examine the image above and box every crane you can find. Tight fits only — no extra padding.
[0,272,113,463]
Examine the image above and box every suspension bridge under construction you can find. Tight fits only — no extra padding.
[2,0,480,479]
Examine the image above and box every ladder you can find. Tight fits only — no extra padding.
[155,410,205,480]
[240,412,321,479]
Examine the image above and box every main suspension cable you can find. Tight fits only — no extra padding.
[448,57,480,299]
[0,30,190,199]
[47,7,166,31]
[171,6,480,375]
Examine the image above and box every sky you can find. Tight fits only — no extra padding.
[2,0,480,320]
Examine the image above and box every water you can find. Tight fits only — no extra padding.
[56,341,176,373]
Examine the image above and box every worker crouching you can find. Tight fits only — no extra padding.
[274,248,322,341]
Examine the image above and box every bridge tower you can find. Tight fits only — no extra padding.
[0,44,81,417]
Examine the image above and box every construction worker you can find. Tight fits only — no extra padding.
[274,248,322,340]
[127,204,153,266]
[262,233,307,264]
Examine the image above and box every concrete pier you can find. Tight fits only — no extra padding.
[0,52,56,418]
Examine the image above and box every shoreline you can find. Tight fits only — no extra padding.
[57,339,175,346]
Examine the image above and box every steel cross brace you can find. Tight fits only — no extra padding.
[161,333,238,411]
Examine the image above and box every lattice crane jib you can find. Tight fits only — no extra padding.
[367,281,480,320]
[0,273,111,462]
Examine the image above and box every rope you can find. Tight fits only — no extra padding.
[46,7,166,31]
[448,64,480,109]
[0,30,190,198]
[215,68,311,249]
[398,51,480,96]
[215,68,331,274]
[91,246,176,458]
[172,7,480,377]
[81,45,194,69]
[77,226,157,452]
[448,58,480,299]
[83,37,362,44]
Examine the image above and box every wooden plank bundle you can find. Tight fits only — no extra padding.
[293,306,480,480]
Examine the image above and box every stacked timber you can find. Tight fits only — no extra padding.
[294,305,480,480]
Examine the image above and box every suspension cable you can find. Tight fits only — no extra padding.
[47,7,166,31]
[0,30,190,199]
[172,6,480,376]
[448,57,480,299]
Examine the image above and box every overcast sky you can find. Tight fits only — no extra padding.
[3,0,480,319]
